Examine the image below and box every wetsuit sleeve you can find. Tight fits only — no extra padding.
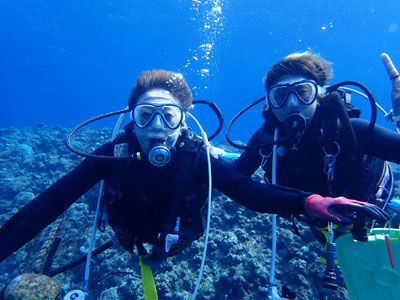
[351,119,400,163]
[200,153,310,215]
[233,129,263,176]
[0,143,114,263]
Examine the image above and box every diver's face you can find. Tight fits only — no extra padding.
[132,89,184,153]
[269,76,318,123]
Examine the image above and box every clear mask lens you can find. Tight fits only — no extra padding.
[268,80,318,109]
[133,103,184,129]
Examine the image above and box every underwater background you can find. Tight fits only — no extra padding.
[1,125,369,300]
[1,1,400,300]
[1,0,400,141]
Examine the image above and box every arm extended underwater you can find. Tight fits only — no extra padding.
[0,147,110,264]
[208,155,390,226]
[382,53,400,130]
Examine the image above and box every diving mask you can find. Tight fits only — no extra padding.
[267,80,319,109]
[132,103,184,130]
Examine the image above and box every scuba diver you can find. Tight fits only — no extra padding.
[227,52,400,290]
[0,70,389,299]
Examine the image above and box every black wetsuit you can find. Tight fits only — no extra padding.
[0,126,310,263]
[235,118,400,201]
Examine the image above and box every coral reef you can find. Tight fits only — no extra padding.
[4,273,60,300]
[0,125,399,300]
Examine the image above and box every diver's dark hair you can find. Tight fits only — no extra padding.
[128,70,193,111]
[263,52,333,88]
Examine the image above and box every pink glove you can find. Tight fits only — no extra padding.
[304,194,390,225]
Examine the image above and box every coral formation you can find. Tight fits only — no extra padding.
[0,125,399,299]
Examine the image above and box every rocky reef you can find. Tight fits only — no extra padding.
[0,124,399,300]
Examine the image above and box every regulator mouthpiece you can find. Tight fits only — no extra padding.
[148,140,171,166]
[282,113,306,144]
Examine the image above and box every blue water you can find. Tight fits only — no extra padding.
[1,1,400,142]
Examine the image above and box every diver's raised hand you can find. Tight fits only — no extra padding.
[304,194,390,225]
[382,53,400,116]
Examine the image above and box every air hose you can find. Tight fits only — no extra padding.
[188,112,213,300]
[267,127,279,299]
[83,108,129,295]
